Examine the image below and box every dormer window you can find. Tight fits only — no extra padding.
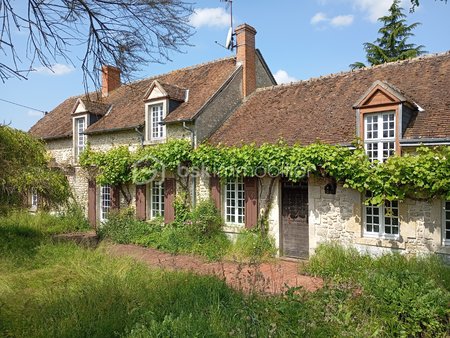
[74,116,87,159]
[364,111,395,162]
[143,80,187,143]
[148,102,166,140]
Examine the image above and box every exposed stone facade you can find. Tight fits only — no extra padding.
[306,176,449,258]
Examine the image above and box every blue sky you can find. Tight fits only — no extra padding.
[1,0,449,131]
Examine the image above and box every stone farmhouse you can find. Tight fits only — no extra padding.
[30,23,450,259]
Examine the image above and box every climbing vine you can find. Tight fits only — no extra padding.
[80,138,450,205]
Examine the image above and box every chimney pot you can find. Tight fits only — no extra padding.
[102,65,121,97]
[235,24,257,97]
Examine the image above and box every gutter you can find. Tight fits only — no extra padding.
[400,138,450,146]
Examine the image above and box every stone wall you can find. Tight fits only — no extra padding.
[47,138,73,165]
[89,130,141,152]
[308,176,449,258]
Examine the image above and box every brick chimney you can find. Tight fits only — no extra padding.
[101,65,121,97]
[235,24,257,97]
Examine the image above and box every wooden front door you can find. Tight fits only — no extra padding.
[281,180,309,258]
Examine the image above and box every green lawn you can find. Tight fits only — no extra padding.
[1,213,449,337]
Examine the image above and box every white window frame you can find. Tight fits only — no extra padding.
[100,185,111,222]
[223,178,245,225]
[364,111,396,162]
[31,189,38,209]
[363,193,400,239]
[145,99,167,142]
[150,181,165,219]
[443,201,450,246]
[73,115,87,161]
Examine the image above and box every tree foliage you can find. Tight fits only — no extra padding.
[0,126,70,211]
[0,1,193,88]
[410,0,447,11]
[80,139,450,205]
[350,0,425,69]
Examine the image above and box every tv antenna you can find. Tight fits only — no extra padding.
[215,0,236,51]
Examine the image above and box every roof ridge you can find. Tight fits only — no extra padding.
[254,51,450,94]
[54,55,237,103]
[123,55,236,87]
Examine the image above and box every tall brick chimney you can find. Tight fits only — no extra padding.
[235,24,257,98]
[101,65,121,97]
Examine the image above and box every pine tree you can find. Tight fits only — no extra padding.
[350,0,425,69]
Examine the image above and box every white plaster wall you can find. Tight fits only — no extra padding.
[259,177,281,251]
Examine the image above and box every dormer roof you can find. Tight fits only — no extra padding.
[353,80,418,109]
[144,80,187,102]
[71,98,111,116]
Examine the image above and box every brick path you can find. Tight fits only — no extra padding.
[107,244,323,294]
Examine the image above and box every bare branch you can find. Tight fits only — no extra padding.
[0,0,194,90]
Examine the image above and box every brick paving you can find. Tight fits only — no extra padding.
[107,244,323,294]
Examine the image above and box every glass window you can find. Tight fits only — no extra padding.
[100,185,111,221]
[31,190,38,208]
[74,117,86,159]
[364,112,395,162]
[224,178,245,225]
[148,103,165,140]
[151,181,165,218]
[364,192,399,238]
[444,201,450,245]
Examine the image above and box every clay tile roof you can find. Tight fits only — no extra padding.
[159,82,187,102]
[78,99,111,116]
[30,56,237,139]
[209,52,450,146]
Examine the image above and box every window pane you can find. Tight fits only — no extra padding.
[100,185,111,221]
[225,178,245,225]
[151,181,164,218]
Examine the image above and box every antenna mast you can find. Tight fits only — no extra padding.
[221,0,235,51]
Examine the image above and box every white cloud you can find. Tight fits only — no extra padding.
[27,110,43,117]
[330,15,354,27]
[190,8,230,28]
[311,12,354,28]
[350,0,393,21]
[316,0,407,22]
[274,70,297,84]
[311,12,328,25]
[34,63,75,76]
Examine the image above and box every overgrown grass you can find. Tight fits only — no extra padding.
[1,219,449,337]
[0,205,90,235]
[98,202,276,262]
[227,229,277,262]
[306,243,450,337]
[98,204,231,261]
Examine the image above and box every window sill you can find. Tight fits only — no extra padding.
[144,139,166,146]
[223,224,245,233]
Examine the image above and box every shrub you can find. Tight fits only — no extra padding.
[188,199,223,237]
[228,229,277,262]
[0,205,90,235]
[97,208,161,243]
[306,243,450,337]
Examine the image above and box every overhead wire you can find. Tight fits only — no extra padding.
[0,98,47,114]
